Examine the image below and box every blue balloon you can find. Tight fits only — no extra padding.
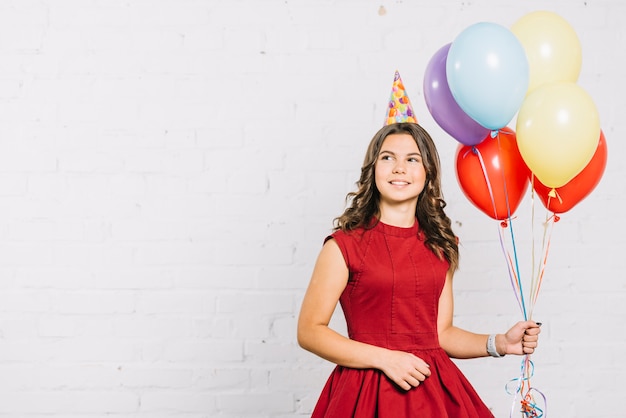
[423,43,491,146]
[446,22,529,130]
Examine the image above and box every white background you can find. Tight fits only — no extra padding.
[0,1,622,417]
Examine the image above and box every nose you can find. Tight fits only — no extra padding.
[392,162,406,174]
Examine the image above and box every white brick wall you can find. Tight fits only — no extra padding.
[0,0,622,417]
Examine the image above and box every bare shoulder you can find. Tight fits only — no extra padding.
[313,237,348,282]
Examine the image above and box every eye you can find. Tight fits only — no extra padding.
[408,157,422,163]
[379,154,393,161]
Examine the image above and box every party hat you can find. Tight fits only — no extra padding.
[384,70,417,125]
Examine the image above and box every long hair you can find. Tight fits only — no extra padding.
[334,123,459,270]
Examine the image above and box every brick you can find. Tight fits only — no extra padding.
[113,315,192,339]
[1,365,122,390]
[139,391,216,413]
[0,172,27,195]
[8,220,85,242]
[93,267,174,290]
[0,391,138,414]
[159,340,243,363]
[244,340,303,364]
[38,316,76,337]
[217,292,293,315]
[136,290,214,314]
[194,368,250,390]
[0,317,38,339]
[45,339,139,363]
[49,291,134,315]
[0,290,51,313]
[120,366,193,389]
[218,392,294,414]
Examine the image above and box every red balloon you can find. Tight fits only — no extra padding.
[456,128,531,220]
[534,130,607,213]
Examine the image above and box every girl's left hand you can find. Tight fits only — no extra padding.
[503,321,542,355]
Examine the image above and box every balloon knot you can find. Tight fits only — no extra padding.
[554,215,560,223]
[490,130,498,138]
[500,220,508,228]
[547,188,557,198]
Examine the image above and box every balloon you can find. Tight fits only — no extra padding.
[446,22,529,130]
[455,128,531,220]
[516,82,600,188]
[534,131,607,213]
[423,43,491,146]
[511,11,582,94]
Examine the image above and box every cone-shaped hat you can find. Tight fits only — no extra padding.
[384,70,417,125]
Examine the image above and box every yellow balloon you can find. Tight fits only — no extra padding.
[516,82,600,188]
[512,11,582,94]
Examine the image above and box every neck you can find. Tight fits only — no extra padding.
[378,202,417,227]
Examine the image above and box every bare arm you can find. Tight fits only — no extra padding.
[437,271,541,359]
[297,239,431,390]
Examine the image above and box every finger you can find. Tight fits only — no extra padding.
[523,346,535,354]
[523,334,539,342]
[523,339,538,347]
[410,360,431,377]
[395,378,412,391]
[521,320,542,330]
[403,375,422,389]
[417,364,431,377]
[523,340,538,348]
[410,369,428,382]
[524,327,541,336]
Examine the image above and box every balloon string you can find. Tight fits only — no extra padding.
[471,143,527,320]
[496,223,524,316]
[528,177,558,318]
[529,178,538,317]
[503,179,554,417]
[493,131,527,319]
[471,142,550,416]
[473,142,553,416]
[530,214,553,312]
[507,356,547,418]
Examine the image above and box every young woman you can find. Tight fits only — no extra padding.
[297,122,541,417]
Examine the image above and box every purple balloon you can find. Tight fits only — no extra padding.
[423,43,491,146]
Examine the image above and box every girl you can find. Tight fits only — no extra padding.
[297,122,541,417]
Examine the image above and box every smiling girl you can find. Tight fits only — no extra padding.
[297,122,541,417]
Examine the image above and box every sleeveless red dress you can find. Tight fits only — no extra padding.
[311,219,494,418]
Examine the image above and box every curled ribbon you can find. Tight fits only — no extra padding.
[507,357,547,418]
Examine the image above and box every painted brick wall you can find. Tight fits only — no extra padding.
[0,1,623,417]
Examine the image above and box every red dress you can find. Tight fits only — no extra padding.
[311,219,494,418]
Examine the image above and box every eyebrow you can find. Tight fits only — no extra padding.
[379,150,422,156]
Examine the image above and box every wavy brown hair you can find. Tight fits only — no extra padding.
[334,123,458,270]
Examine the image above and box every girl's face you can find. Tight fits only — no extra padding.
[374,133,427,209]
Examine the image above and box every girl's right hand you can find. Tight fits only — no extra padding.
[379,350,431,391]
